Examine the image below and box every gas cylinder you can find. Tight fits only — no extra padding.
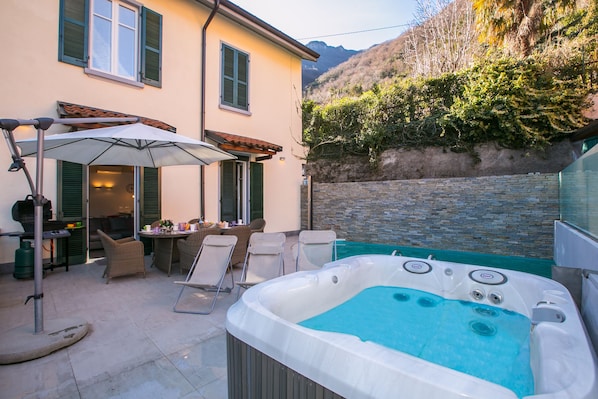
[14,241,34,279]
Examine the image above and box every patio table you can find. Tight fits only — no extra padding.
[138,230,193,276]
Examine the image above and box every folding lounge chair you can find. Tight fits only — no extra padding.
[295,230,337,271]
[177,228,221,273]
[236,232,286,299]
[173,235,237,314]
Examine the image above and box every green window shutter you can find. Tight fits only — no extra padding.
[142,167,160,225]
[250,162,263,220]
[61,161,84,219]
[222,46,235,106]
[141,167,160,255]
[220,161,236,222]
[141,7,162,87]
[237,52,248,109]
[221,44,249,111]
[59,161,86,264]
[58,0,88,67]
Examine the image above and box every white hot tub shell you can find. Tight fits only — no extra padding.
[226,255,598,399]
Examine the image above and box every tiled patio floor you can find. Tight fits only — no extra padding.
[0,235,298,399]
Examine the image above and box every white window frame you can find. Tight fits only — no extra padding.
[87,0,140,85]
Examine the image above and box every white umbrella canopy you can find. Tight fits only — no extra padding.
[16,123,236,167]
[1,118,234,358]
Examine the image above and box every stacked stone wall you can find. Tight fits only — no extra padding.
[302,173,558,259]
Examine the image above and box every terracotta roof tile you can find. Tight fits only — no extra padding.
[57,101,176,132]
[205,130,282,155]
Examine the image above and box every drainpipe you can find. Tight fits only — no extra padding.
[200,0,220,219]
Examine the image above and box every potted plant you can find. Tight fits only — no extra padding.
[159,219,174,232]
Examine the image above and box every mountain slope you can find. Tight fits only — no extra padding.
[305,35,413,103]
[305,0,479,103]
[302,41,361,89]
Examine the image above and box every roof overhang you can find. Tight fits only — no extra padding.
[570,119,598,142]
[193,0,319,62]
[57,101,176,132]
[205,130,282,159]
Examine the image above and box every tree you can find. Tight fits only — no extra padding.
[472,0,576,56]
[404,0,480,77]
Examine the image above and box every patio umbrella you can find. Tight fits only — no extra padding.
[1,118,234,362]
[16,122,235,168]
[16,121,236,243]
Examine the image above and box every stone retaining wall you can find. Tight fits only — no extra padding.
[302,173,558,259]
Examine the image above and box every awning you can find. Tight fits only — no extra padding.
[205,130,283,158]
[57,101,176,132]
[570,119,598,142]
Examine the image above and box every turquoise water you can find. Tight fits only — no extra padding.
[299,286,534,398]
[336,240,553,278]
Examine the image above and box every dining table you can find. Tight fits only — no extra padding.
[138,229,194,276]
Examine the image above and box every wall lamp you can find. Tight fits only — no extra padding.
[93,184,115,190]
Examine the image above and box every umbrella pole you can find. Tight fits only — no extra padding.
[0,118,46,332]
[32,119,53,333]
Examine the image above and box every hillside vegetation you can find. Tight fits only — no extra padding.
[304,0,481,102]
[302,0,598,166]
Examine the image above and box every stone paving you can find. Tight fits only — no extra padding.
[0,235,298,399]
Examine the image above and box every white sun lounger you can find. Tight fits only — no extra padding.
[295,230,337,271]
[173,234,237,314]
[236,232,286,298]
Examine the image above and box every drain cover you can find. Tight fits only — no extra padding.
[393,293,410,302]
[474,306,499,317]
[470,320,497,336]
[417,297,439,307]
[403,260,432,274]
[469,269,507,285]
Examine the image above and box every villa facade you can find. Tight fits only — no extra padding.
[0,0,318,265]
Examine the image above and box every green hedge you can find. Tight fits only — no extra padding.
[302,57,592,165]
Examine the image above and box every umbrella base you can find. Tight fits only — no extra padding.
[0,317,89,364]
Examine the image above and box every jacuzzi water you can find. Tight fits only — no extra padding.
[226,255,598,399]
[299,286,534,398]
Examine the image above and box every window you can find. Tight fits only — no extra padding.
[59,0,162,87]
[221,44,249,111]
[91,0,137,79]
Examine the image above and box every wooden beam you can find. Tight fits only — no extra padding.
[219,143,277,155]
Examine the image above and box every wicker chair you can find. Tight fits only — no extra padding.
[97,229,146,284]
[223,225,252,267]
[177,228,221,273]
[249,218,266,233]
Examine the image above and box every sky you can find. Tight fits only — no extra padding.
[231,0,420,51]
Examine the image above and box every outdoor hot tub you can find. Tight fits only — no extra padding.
[226,255,598,399]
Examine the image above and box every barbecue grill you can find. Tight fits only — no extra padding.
[11,195,71,270]
[12,195,66,233]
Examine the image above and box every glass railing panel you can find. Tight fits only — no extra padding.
[559,143,598,239]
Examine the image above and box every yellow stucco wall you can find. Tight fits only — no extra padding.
[0,0,306,264]
[584,94,598,119]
